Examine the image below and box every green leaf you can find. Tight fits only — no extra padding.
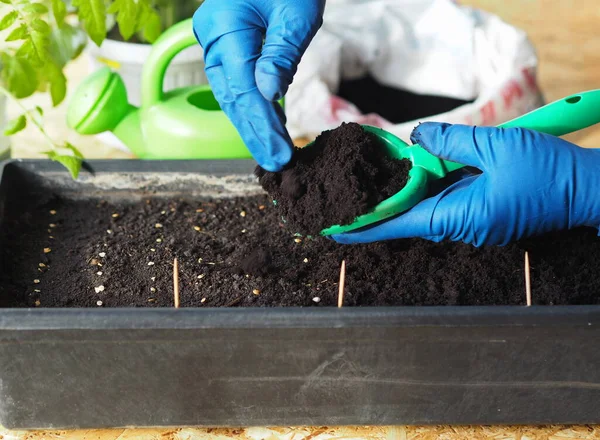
[51,0,67,24]
[35,106,43,116]
[142,10,161,43]
[0,0,12,4]
[15,39,32,56]
[65,141,84,158]
[115,0,138,41]
[23,3,49,14]
[4,114,27,135]
[49,22,87,66]
[48,67,66,106]
[29,27,50,63]
[0,10,18,31]
[1,54,38,98]
[31,18,51,35]
[6,23,28,41]
[106,0,121,14]
[45,150,82,179]
[73,0,106,46]
[108,0,158,42]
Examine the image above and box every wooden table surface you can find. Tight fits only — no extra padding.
[3,1,600,438]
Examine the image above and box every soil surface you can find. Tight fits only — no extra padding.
[256,122,412,235]
[337,74,473,123]
[1,192,600,308]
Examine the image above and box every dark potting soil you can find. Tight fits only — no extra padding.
[337,74,473,124]
[256,122,412,235]
[1,192,600,308]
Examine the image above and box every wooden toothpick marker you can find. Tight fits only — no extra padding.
[173,258,180,308]
[338,260,346,308]
[525,252,531,307]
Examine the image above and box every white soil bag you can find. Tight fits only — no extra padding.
[285,0,544,142]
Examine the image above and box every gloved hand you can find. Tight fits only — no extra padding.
[192,0,325,172]
[332,122,600,246]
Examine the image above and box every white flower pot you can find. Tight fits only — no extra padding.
[85,37,206,151]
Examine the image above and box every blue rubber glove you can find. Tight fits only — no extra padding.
[332,122,600,247]
[192,0,325,172]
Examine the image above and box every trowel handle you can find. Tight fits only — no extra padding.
[498,89,600,136]
[439,89,600,174]
[141,18,198,109]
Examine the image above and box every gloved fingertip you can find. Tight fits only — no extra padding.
[256,69,287,102]
[257,146,293,172]
[410,121,451,146]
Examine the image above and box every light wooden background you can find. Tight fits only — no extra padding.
[3,0,600,439]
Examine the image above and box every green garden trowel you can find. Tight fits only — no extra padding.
[320,90,600,236]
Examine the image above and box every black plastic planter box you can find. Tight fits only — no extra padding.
[1,160,600,430]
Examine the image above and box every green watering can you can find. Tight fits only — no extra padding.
[67,18,268,159]
[320,90,600,236]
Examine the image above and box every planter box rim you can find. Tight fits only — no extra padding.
[2,306,600,331]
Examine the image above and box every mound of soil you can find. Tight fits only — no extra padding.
[1,192,600,308]
[256,122,412,235]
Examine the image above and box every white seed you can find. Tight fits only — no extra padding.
[252,289,260,295]
[241,229,247,233]
[49,210,56,215]
[33,279,40,284]
[303,258,309,263]
[39,263,46,268]
[107,229,112,234]
[94,285,105,293]
[201,297,206,303]
[112,213,119,218]
[150,287,156,293]
[155,223,163,228]
[35,300,41,306]
[148,298,156,303]
[197,274,204,279]
[43,248,51,254]
[193,226,201,231]
[156,238,162,243]
[198,258,203,263]
[34,289,41,293]
[294,238,302,243]
[312,297,321,303]
[49,223,56,228]
[147,262,155,266]
[99,252,106,258]
[151,276,156,281]
[161,210,166,214]
[150,248,156,252]
[96,300,103,306]
[240,211,246,217]
[96,271,103,276]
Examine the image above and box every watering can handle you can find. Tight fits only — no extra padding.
[141,18,198,109]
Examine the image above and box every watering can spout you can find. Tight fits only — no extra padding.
[67,67,144,154]
[112,105,144,157]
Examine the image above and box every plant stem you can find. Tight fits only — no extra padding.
[0,85,57,150]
